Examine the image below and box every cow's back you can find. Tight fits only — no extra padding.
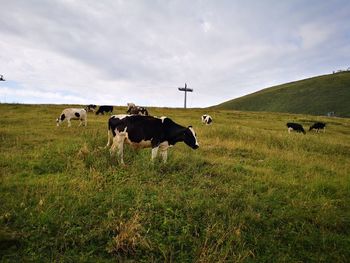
[63,108,85,116]
[109,115,163,143]
[97,105,113,114]
[125,116,163,143]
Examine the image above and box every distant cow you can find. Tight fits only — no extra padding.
[106,115,199,164]
[56,108,87,127]
[127,103,136,111]
[309,122,326,133]
[201,114,213,125]
[96,105,113,115]
[85,104,97,112]
[286,122,306,134]
[127,105,149,116]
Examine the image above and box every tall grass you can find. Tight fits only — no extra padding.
[1,104,349,262]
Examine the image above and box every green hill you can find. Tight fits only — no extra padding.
[213,72,350,117]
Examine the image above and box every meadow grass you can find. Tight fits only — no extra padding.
[215,72,350,117]
[1,104,349,262]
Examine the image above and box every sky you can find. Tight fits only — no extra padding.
[0,0,349,108]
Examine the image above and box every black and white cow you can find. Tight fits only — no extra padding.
[309,122,326,133]
[96,105,113,115]
[106,115,199,164]
[201,114,213,125]
[126,105,149,116]
[85,104,97,112]
[286,122,306,134]
[56,108,87,127]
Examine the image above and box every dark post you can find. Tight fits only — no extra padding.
[178,83,193,109]
[0,75,5,81]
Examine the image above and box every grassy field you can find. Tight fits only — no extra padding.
[1,103,350,262]
[214,72,350,117]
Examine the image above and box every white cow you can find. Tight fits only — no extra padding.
[201,114,213,125]
[56,108,87,127]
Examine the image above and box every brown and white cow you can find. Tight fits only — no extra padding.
[126,105,149,116]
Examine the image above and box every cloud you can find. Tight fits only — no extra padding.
[0,0,349,107]
[200,20,213,33]
[0,86,85,104]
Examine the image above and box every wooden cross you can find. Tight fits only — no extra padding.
[178,83,193,109]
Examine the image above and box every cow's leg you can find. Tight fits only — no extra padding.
[111,135,125,165]
[80,118,87,126]
[110,138,116,154]
[67,118,72,127]
[288,127,292,133]
[151,147,159,161]
[106,129,113,148]
[118,139,125,165]
[159,142,169,163]
[159,149,168,163]
[323,127,326,133]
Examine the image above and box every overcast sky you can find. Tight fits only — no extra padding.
[1,0,349,107]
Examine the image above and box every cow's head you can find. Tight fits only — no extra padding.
[183,126,199,149]
[299,126,306,134]
[56,114,65,126]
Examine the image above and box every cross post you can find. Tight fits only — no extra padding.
[178,83,193,109]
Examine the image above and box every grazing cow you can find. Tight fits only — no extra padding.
[201,114,213,125]
[127,103,136,111]
[286,122,306,134]
[96,105,113,115]
[106,115,199,164]
[56,108,87,127]
[85,104,97,112]
[309,122,326,133]
[127,105,149,116]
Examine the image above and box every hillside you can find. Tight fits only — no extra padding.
[213,72,350,117]
[1,104,350,262]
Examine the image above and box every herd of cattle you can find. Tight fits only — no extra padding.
[56,104,203,164]
[55,104,326,164]
[287,122,326,134]
[84,103,149,116]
